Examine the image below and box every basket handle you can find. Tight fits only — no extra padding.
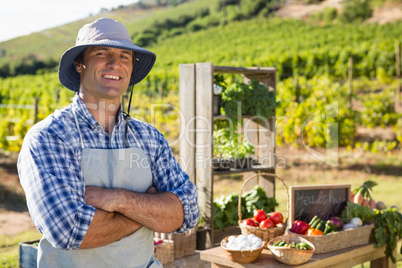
[238,172,289,225]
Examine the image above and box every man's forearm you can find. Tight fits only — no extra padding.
[118,190,184,233]
[80,208,141,249]
[86,187,184,233]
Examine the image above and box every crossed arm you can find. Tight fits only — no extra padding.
[80,186,184,249]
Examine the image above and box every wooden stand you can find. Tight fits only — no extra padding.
[179,63,277,248]
[200,243,397,268]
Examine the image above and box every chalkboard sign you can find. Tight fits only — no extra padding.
[288,184,350,228]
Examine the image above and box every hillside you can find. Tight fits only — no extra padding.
[1,0,402,77]
[0,0,401,153]
[0,0,216,74]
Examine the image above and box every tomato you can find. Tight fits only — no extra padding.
[269,212,283,225]
[259,219,275,229]
[253,209,267,223]
[243,218,257,227]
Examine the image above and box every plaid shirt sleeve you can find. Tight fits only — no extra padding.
[17,121,95,250]
[131,121,199,233]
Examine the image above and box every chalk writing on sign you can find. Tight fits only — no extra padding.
[289,185,350,225]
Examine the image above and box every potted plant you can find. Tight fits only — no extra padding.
[196,216,208,250]
[219,131,255,170]
[226,139,255,170]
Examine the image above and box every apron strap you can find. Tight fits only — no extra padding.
[72,104,85,149]
[124,115,142,149]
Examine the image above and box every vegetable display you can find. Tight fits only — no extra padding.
[253,209,267,223]
[291,215,348,236]
[269,212,284,225]
[351,180,377,209]
[341,201,376,222]
[214,186,278,230]
[259,218,276,229]
[290,220,310,235]
[242,210,284,230]
[271,240,313,251]
[328,217,343,230]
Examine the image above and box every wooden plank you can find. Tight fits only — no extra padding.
[371,246,397,268]
[214,66,276,76]
[200,243,393,268]
[179,64,196,184]
[242,72,276,200]
[195,62,214,248]
[256,117,275,169]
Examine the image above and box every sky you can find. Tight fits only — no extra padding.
[0,0,138,42]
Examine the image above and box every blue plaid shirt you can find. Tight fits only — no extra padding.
[18,95,199,250]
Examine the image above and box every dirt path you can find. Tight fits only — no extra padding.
[276,0,402,23]
[0,211,36,236]
[0,157,36,236]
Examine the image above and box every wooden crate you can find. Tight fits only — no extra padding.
[155,228,196,259]
[154,239,174,265]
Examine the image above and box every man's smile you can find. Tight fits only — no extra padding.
[102,74,121,80]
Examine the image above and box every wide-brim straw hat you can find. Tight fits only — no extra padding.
[58,18,156,91]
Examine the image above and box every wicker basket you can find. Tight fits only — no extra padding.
[154,239,174,265]
[288,224,374,254]
[221,235,266,263]
[267,234,315,265]
[155,228,196,259]
[238,173,289,244]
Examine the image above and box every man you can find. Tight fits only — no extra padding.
[18,18,199,267]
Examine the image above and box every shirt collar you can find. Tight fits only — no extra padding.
[72,94,125,128]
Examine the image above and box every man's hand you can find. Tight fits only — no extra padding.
[80,209,141,249]
[85,186,159,211]
[85,186,118,212]
[146,186,158,194]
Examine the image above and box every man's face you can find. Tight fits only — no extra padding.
[76,46,133,102]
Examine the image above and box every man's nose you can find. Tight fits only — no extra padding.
[106,55,120,67]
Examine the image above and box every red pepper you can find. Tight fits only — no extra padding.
[290,220,310,234]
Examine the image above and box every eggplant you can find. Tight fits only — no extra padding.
[329,216,343,230]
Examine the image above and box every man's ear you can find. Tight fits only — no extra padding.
[75,61,82,73]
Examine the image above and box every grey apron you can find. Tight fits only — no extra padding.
[37,107,163,268]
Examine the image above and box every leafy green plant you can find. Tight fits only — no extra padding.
[338,0,373,23]
[221,80,277,124]
[373,207,402,263]
[213,128,254,159]
[360,88,398,128]
[341,201,376,222]
[213,186,278,229]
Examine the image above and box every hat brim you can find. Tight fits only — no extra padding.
[58,39,156,91]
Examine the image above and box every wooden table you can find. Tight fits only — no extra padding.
[200,243,396,268]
